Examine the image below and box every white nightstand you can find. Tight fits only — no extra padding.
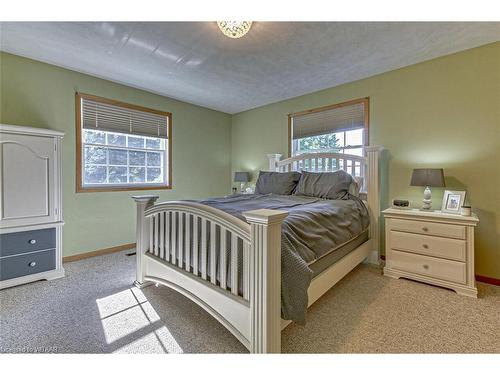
[383,208,479,297]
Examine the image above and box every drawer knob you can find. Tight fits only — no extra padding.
[423,264,429,270]
[422,227,429,232]
[29,261,37,267]
[29,239,37,244]
[422,244,429,249]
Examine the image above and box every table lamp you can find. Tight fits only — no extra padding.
[410,168,445,210]
[234,172,250,193]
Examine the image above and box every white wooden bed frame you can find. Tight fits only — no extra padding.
[132,146,382,353]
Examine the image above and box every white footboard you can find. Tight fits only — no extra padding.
[132,196,287,353]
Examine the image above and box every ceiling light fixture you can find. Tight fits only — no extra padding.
[217,21,253,39]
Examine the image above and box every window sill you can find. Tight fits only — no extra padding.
[76,184,172,193]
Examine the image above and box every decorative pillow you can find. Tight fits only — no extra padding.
[294,170,353,199]
[254,171,302,195]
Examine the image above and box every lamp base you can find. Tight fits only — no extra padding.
[421,186,432,210]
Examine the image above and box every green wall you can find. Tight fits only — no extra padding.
[1,43,499,279]
[0,52,232,257]
[231,42,500,279]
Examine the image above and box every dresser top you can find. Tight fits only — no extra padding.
[383,208,479,224]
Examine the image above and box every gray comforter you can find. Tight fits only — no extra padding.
[198,193,370,324]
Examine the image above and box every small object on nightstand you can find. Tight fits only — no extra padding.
[382,208,479,298]
[392,199,410,208]
[460,205,472,216]
[441,190,467,214]
[234,171,250,193]
[410,168,445,210]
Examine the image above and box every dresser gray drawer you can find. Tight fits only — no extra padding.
[0,249,56,281]
[0,228,56,257]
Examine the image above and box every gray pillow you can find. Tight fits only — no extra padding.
[254,171,302,195]
[294,170,353,199]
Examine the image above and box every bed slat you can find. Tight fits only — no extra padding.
[165,212,171,262]
[231,234,238,295]
[193,216,199,276]
[149,216,154,254]
[210,222,217,284]
[220,228,227,290]
[185,214,191,272]
[201,218,207,280]
[153,214,159,256]
[178,212,184,269]
[159,212,164,259]
[171,212,177,265]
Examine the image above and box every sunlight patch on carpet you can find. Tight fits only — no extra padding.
[96,287,183,353]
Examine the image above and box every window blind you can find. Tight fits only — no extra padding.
[292,101,365,139]
[81,97,169,138]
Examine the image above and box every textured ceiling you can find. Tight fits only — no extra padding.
[0,22,498,114]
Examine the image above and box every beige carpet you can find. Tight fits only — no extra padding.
[1,250,498,353]
[282,263,500,353]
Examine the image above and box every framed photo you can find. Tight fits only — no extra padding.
[441,190,466,214]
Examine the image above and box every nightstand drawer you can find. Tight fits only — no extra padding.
[389,218,465,239]
[390,231,466,261]
[390,250,466,284]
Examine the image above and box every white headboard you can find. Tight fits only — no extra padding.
[267,146,383,263]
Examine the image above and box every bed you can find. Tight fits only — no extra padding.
[132,147,382,353]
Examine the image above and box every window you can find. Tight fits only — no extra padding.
[289,98,369,157]
[76,93,172,192]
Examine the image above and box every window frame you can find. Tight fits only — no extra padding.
[288,97,369,157]
[76,92,172,193]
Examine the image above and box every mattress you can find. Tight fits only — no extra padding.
[309,229,369,276]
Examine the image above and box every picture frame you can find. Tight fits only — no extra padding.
[441,190,466,214]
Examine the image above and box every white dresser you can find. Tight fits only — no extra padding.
[383,208,479,297]
[0,124,65,289]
